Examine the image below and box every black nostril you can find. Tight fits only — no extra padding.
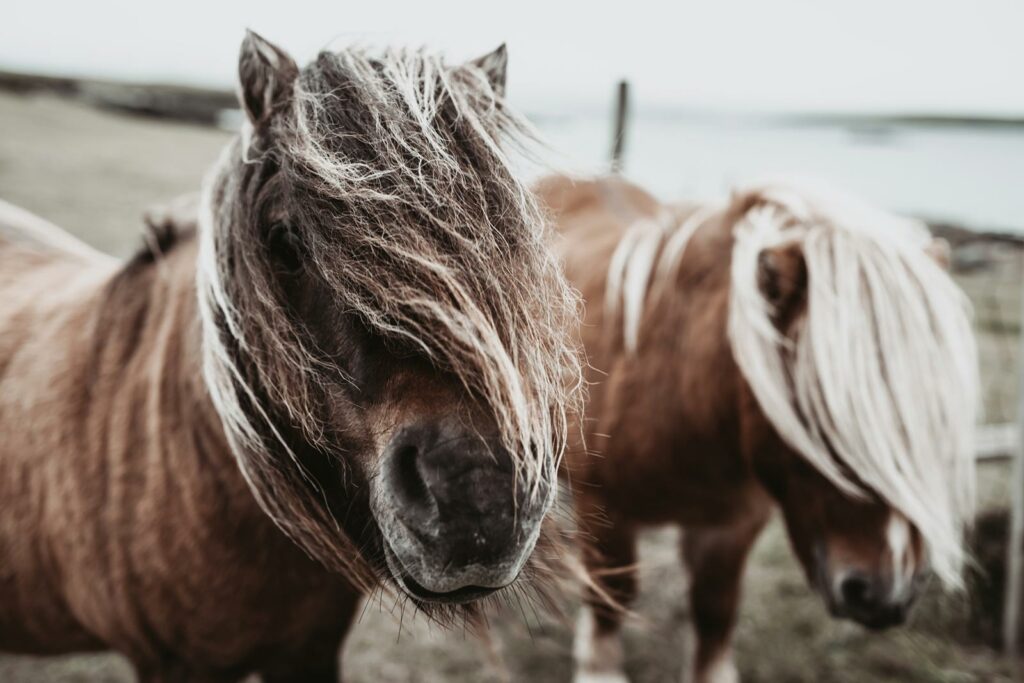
[835,572,911,629]
[393,444,431,508]
[381,424,529,557]
[840,574,875,608]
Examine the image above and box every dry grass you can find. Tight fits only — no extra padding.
[0,90,1018,682]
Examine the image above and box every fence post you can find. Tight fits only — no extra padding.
[610,80,629,173]
[1004,252,1024,655]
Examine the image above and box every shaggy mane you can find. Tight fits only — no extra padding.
[197,46,582,586]
[606,180,978,587]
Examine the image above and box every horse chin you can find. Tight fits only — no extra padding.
[381,539,507,606]
[824,598,908,631]
[813,564,912,631]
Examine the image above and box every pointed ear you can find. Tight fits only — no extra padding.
[238,30,298,125]
[469,43,508,97]
[757,242,808,329]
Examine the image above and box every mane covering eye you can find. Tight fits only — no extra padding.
[267,221,303,272]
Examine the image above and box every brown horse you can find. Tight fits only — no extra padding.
[0,33,582,682]
[539,175,978,683]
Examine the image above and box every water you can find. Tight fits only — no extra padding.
[217,105,1024,231]
[530,114,1024,232]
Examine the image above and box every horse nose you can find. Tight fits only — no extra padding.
[839,572,877,609]
[382,423,538,566]
[835,571,909,630]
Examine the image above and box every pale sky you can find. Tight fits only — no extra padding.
[3,0,1023,116]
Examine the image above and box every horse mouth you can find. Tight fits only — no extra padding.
[382,540,503,605]
[400,576,498,604]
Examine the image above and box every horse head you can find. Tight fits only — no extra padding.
[197,31,582,611]
[730,183,977,628]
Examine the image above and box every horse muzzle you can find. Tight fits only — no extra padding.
[826,568,919,630]
[370,420,551,604]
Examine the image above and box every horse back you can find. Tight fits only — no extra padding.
[0,199,112,261]
[0,207,115,387]
[534,174,660,236]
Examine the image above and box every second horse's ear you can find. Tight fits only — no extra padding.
[468,43,508,97]
[757,242,808,330]
[238,30,299,125]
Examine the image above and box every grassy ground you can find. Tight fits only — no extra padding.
[0,90,1019,682]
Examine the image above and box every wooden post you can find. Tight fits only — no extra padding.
[1004,251,1024,655]
[610,80,629,174]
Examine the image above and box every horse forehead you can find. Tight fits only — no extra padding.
[823,507,918,556]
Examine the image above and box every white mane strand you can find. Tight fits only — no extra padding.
[605,204,720,352]
[605,215,667,351]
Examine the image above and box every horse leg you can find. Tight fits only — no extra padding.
[258,597,357,683]
[134,663,240,683]
[573,511,637,683]
[680,514,768,683]
[134,636,345,683]
[260,648,340,683]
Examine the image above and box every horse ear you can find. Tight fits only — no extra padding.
[757,242,808,327]
[238,30,298,125]
[469,43,508,97]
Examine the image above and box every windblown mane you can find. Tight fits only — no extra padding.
[196,47,582,584]
[606,181,978,587]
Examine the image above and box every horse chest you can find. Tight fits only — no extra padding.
[590,434,756,527]
[30,426,360,670]
[101,461,359,669]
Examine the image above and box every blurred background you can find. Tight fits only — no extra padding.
[1,1,1022,681]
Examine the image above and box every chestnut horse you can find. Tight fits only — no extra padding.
[0,33,582,682]
[539,176,978,683]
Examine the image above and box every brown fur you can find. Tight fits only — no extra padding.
[0,233,358,681]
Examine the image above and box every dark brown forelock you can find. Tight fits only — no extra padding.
[198,46,583,597]
[271,47,583,486]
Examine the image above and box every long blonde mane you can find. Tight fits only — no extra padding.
[607,180,978,587]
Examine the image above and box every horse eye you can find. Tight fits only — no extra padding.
[267,221,303,272]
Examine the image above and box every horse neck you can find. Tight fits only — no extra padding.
[85,238,251,508]
[596,214,748,466]
[660,212,802,479]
